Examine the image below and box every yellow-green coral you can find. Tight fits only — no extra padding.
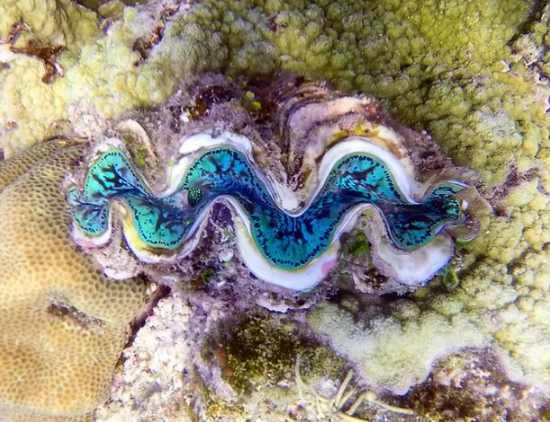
[0,140,149,421]
[0,0,225,156]
[309,302,488,395]
[0,0,100,153]
[167,0,549,185]
[4,0,548,184]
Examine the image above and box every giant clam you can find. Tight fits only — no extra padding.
[67,75,478,291]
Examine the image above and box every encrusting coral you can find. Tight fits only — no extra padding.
[2,0,546,186]
[0,139,150,421]
[0,0,197,156]
[161,0,550,184]
[308,301,488,395]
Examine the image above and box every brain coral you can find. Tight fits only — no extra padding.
[0,140,149,421]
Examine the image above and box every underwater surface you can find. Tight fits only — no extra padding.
[1,0,550,421]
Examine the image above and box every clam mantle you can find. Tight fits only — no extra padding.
[67,131,473,290]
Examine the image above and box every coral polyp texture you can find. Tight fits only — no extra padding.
[0,140,149,422]
[67,130,471,290]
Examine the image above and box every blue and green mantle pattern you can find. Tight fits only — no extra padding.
[67,143,467,273]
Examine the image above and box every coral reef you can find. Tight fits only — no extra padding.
[1,0,550,419]
[95,290,195,422]
[57,69,550,418]
[0,0,201,156]
[149,0,550,401]
[95,283,417,422]
[0,140,150,421]
[2,0,547,186]
[60,73,473,419]
[308,248,550,394]
[0,0,101,153]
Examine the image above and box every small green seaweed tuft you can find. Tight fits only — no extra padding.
[441,265,460,291]
[342,232,371,257]
[135,147,148,169]
[189,266,217,290]
[199,266,216,284]
[242,91,262,111]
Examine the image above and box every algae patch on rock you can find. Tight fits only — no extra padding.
[216,313,345,395]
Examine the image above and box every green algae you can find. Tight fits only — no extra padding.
[135,147,148,170]
[220,314,344,395]
[441,265,460,291]
[342,232,371,257]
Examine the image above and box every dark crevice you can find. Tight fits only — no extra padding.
[124,282,172,350]
[476,162,542,217]
[48,293,106,333]
[509,0,547,45]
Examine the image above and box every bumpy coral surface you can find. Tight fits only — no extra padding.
[2,0,549,184]
[0,140,149,421]
[3,0,545,183]
[308,301,488,395]
[0,0,203,156]
[165,0,548,183]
